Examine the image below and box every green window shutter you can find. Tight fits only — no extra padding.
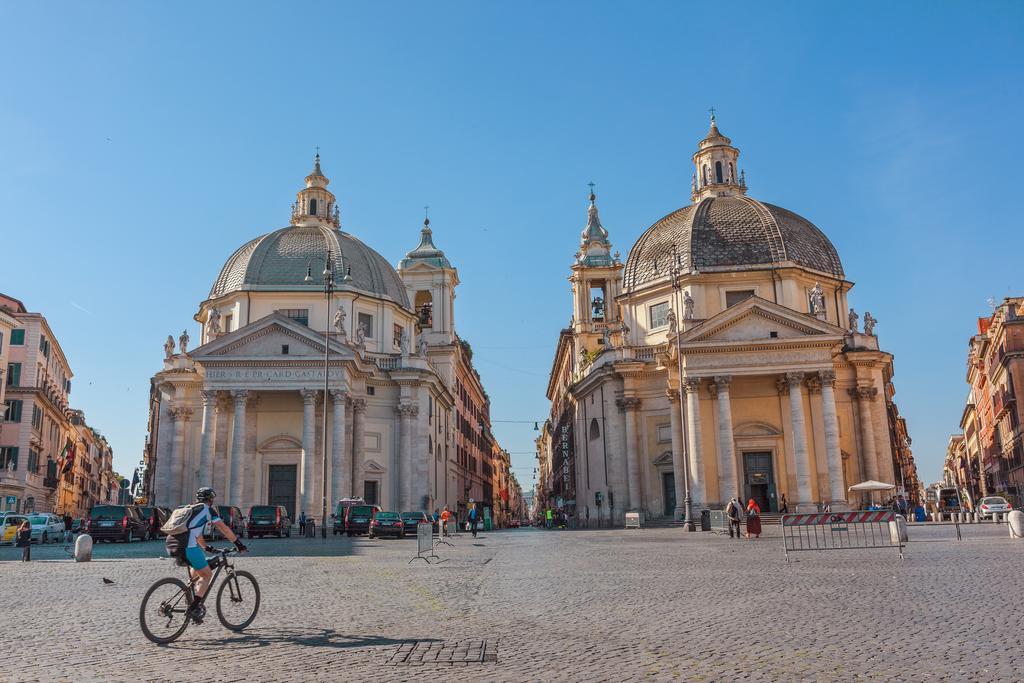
[10,329,25,345]
[5,400,22,422]
[6,363,20,387]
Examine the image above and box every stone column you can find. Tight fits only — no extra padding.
[243,394,258,512]
[197,390,217,489]
[683,378,705,508]
[300,389,318,517]
[330,389,348,509]
[853,386,879,483]
[228,390,248,507]
[620,397,642,510]
[351,398,367,499]
[819,370,847,508]
[714,375,738,505]
[396,404,411,511]
[785,372,814,511]
[213,396,230,495]
[667,390,686,521]
[169,406,192,506]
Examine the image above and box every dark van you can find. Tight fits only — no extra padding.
[332,498,366,535]
[86,505,149,543]
[345,504,382,536]
[247,505,292,538]
[137,506,170,540]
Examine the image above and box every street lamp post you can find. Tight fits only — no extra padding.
[306,251,336,539]
[671,262,696,531]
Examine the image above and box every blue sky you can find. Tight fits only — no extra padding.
[1,2,1021,487]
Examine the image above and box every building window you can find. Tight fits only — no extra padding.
[649,302,670,329]
[367,386,375,396]
[281,345,289,355]
[589,418,600,441]
[6,362,20,387]
[725,290,755,308]
[309,198,318,215]
[357,313,374,339]
[224,314,233,333]
[39,336,50,357]
[275,309,309,326]
[10,329,25,345]
[4,400,22,423]
[0,447,18,471]
[393,323,403,349]
[715,161,723,183]
[31,405,42,430]
[27,449,39,473]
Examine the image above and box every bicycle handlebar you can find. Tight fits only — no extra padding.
[203,547,238,556]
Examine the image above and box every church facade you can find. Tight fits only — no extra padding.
[540,117,918,525]
[146,157,477,519]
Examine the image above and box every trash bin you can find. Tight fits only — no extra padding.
[700,509,711,531]
[305,520,316,538]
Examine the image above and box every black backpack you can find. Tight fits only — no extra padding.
[163,503,205,565]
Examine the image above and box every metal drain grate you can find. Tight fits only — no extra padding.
[388,640,497,666]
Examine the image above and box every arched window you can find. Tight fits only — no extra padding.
[715,161,724,183]
[729,162,735,183]
[589,418,600,441]
[309,198,318,215]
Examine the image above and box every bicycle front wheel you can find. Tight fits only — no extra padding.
[140,577,191,644]
[216,569,260,631]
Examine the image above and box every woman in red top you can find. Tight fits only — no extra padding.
[745,499,762,539]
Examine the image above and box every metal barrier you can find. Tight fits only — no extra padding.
[707,509,731,535]
[409,522,442,564]
[782,511,904,561]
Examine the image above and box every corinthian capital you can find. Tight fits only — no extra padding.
[351,398,367,413]
[201,389,219,405]
[682,377,702,394]
[231,389,249,405]
[818,369,837,387]
[785,371,805,388]
[329,389,348,402]
[300,388,319,404]
[170,406,193,421]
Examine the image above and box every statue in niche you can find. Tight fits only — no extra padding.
[207,308,221,337]
[666,309,678,336]
[355,322,367,347]
[419,336,429,357]
[163,335,175,360]
[683,291,695,321]
[809,282,826,319]
[399,329,410,357]
[601,325,612,347]
[333,305,347,340]
[848,308,859,334]
[178,329,190,355]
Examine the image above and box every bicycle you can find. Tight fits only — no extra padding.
[139,547,260,644]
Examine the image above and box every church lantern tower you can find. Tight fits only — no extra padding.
[398,214,459,349]
[691,112,748,202]
[570,186,624,349]
[291,152,341,228]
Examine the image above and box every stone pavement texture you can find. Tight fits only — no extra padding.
[0,523,1020,682]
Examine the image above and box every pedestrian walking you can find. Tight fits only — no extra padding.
[745,499,762,539]
[469,504,480,538]
[298,511,307,535]
[16,519,32,562]
[779,494,789,514]
[63,514,74,544]
[725,497,743,539]
[440,506,451,536]
[545,507,553,530]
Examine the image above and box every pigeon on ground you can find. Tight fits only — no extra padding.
[102,578,114,585]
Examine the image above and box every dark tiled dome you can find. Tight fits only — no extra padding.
[210,224,409,307]
[623,195,844,291]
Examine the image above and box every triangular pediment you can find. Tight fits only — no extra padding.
[680,297,845,345]
[192,313,354,359]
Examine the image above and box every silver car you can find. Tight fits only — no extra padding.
[978,496,1012,519]
[27,513,65,543]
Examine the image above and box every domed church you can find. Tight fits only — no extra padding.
[541,115,917,525]
[147,156,463,517]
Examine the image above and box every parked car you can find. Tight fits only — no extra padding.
[332,497,366,535]
[509,519,521,528]
[345,504,381,536]
[85,504,149,542]
[208,505,245,539]
[247,505,291,538]
[979,496,1012,519]
[136,506,170,540]
[399,511,430,537]
[368,511,404,539]
[26,513,65,544]
[0,514,28,545]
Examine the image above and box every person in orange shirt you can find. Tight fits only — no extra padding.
[440,506,451,536]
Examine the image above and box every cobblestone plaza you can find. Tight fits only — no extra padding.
[1,525,1020,682]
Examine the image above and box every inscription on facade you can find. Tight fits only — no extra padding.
[206,368,347,382]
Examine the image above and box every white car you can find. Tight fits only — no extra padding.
[978,496,1012,519]
[26,513,65,543]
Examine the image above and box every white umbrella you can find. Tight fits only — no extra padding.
[848,480,897,492]
[848,480,896,508]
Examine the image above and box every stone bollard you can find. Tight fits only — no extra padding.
[889,515,909,543]
[1008,510,1024,539]
[74,534,93,562]
[975,511,981,523]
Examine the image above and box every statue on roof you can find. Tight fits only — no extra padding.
[666,309,678,336]
[178,329,190,355]
[207,308,221,338]
[683,291,695,321]
[333,305,347,341]
[863,311,877,336]
[809,282,826,319]
[848,308,859,334]
[163,335,175,360]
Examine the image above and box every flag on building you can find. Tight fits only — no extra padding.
[58,438,76,474]
[130,468,141,496]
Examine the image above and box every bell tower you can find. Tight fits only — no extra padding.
[691,112,747,202]
[291,152,341,228]
[398,213,459,349]
[570,186,624,350]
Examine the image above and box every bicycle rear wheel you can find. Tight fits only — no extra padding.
[216,569,260,631]
[140,577,191,644]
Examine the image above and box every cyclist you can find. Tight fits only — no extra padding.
[186,487,246,622]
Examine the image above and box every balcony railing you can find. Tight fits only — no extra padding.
[993,387,1016,418]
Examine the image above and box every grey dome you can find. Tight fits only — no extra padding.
[623,195,844,291]
[210,224,410,307]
